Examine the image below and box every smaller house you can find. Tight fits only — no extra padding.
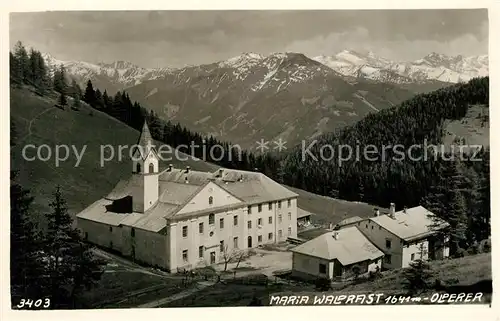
[357,204,450,269]
[291,226,384,281]
[297,208,313,227]
[334,215,366,230]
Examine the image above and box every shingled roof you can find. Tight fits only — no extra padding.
[369,206,449,242]
[291,226,384,266]
[133,121,156,159]
[77,167,298,232]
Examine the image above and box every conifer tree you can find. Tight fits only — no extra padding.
[53,64,67,93]
[403,243,434,295]
[72,92,81,110]
[10,171,46,302]
[44,186,105,308]
[13,41,29,82]
[83,80,96,107]
[95,89,104,109]
[58,91,67,107]
[421,159,469,255]
[10,52,19,83]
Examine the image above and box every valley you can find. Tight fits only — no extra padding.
[39,50,489,149]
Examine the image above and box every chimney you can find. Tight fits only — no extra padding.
[403,206,408,214]
[184,176,189,184]
[333,231,339,240]
[185,166,190,174]
[389,203,396,219]
[218,169,224,177]
[238,175,243,182]
[168,164,173,172]
[374,208,380,217]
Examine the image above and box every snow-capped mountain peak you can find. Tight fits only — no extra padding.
[313,50,488,84]
[98,60,139,70]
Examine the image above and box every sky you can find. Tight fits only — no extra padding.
[10,10,489,68]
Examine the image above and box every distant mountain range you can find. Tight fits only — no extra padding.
[42,50,488,148]
[314,50,488,84]
[43,50,488,92]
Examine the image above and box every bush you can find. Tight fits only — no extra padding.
[482,241,491,253]
[315,277,332,291]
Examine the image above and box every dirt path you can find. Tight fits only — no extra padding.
[12,106,57,149]
[136,281,215,308]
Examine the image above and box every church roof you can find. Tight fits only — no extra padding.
[137,121,153,148]
[76,166,298,232]
[133,121,156,159]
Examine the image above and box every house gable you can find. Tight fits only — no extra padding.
[176,181,243,215]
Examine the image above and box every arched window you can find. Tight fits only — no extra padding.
[209,196,213,205]
[136,163,141,173]
[149,163,155,173]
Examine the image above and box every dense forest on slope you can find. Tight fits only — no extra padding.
[10,42,490,255]
[279,77,490,251]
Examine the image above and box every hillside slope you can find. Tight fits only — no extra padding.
[10,86,218,219]
[10,85,384,228]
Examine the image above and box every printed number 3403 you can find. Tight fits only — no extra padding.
[16,298,50,309]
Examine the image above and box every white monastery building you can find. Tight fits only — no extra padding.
[77,121,298,272]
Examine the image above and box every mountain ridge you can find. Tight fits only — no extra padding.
[42,50,488,93]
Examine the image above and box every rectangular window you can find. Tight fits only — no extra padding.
[247,206,252,214]
[279,214,282,223]
[209,213,215,225]
[386,239,392,249]
[288,199,291,207]
[319,263,327,274]
[278,230,282,238]
[268,202,272,210]
[411,253,415,261]
[278,201,282,209]
[268,233,273,240]
[258,204,262,212]
[248,221,252,229]
[220,240,224,252]
[288,212,291,220]
[199,246,204,258]
[182,250,188,262]
[258,218,262,226]
[233,237,238,249]
[220,218,224,229]
[258,235,262,243]
[268,216,272,224]
[199,222,204,234]
[182,226,188,237]
[288,227,292,236]
[233,215,238,226]
[384,255,392,264]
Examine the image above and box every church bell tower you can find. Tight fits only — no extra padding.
[131,121,159,212]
